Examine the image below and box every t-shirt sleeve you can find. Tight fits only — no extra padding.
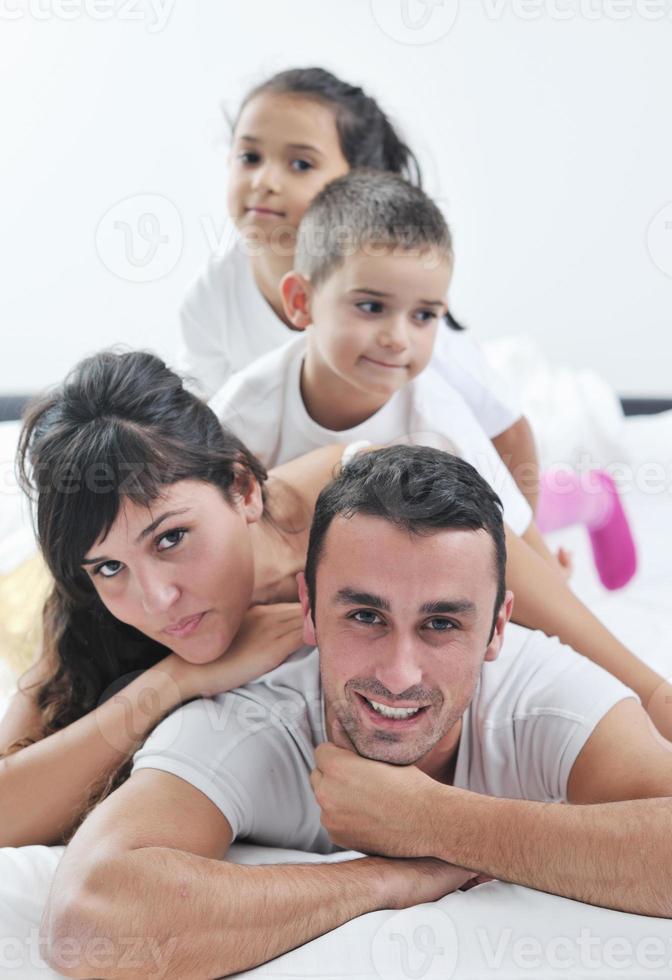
[482,632,640,803]
[432,328,523,438]
[131,692,315,845]
[176,262,232,400]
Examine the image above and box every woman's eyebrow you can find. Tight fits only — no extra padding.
[81,509,191,565]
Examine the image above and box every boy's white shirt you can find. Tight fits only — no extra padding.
[177,241,522,438]
[209,333,532,536]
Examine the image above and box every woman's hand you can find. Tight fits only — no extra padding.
[171,603,305,701]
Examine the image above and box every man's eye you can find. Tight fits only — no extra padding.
[157,529,186,552]
[357,301,384,315]
[290,158,313,172]
[239,151,260,165]
[351,610,382,625]
[426,618,455,632]
[93,560,123,579]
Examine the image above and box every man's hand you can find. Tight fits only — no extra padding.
[311,722,443,858]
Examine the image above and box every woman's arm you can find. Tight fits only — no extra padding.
[0,604,303,847]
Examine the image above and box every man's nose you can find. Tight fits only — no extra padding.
[136,567,181,616]
[373,636,423,696]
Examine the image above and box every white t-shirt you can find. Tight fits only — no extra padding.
[209,333,532,535]
[177,241,522,437]
[132,624,636,854]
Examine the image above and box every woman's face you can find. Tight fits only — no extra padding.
[80,478,262,664]
[227,91,350,245]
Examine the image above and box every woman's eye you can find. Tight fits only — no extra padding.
[290,158,313,172]
[157,529,186,552]
[94,560,123,579]
[357,301,384,315]
[351,610,382,625]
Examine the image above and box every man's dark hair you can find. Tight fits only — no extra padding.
[305,446,507,637]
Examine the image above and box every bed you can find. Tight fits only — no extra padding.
[2,340,672,979]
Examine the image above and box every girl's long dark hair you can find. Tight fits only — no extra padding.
[8,350,268,800]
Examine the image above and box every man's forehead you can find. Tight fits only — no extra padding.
[324,512,492,556]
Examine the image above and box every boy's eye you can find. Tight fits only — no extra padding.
[239,151,261,165]
[356,301,384,315]
[157,529,187,551]
[351,609,383,625]
[290,158,313,172]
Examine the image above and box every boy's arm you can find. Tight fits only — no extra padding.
[43,768,474,979]
[315,699,672,919]
[492,415,539,513]
[503,524,672,740]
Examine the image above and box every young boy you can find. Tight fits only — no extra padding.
[209,170,532,538]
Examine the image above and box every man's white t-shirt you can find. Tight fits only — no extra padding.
[177,242,522,438]
[209,333,532,535]
[132,624,636,855]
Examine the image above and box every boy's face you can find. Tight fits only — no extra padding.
[301,248,452,398]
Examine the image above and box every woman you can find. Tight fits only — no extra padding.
[2,350,669,849]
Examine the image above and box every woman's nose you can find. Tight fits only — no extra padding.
[137,570,181,616]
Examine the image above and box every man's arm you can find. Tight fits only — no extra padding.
[315,699,672,919]
[43,767,475,979]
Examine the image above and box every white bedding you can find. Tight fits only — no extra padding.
[2,351,672,979]
[2,843,672,979]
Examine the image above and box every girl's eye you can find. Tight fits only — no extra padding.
[351,609,383,625]
[414,309,438,323]
[239,151,261,165]
[290,158,313,172]
[93,560,124,580]
[157,529,186,552]
[357,301,384,315]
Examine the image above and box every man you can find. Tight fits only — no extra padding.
[43,447,672,979]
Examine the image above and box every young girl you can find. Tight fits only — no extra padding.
[0,351,666,850]
[177,66,539,510]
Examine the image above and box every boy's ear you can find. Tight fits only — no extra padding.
[280,271,313,330]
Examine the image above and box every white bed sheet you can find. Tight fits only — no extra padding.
[2,843,672,980]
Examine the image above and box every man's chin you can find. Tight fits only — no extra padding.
[350,734,428,768]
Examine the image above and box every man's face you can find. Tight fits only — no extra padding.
[299,514,511,769]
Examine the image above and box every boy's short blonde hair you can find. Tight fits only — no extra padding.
[295,169,453,287]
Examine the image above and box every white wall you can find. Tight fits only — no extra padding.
[1,0,671,395]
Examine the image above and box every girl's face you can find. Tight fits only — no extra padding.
[80,478,263,664]
[227,92,350,245]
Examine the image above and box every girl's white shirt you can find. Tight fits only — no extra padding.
[177,239,522,439]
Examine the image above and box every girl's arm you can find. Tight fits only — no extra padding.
[492,416,540,513]
[0,604,303,848]
[505,526,672,740]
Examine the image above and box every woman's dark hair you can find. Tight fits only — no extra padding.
[9,350,269,805]
[237,66,423,187]
[305,446,506,638]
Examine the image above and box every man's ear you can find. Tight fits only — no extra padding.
[296,571,317,646]
[280,271,313,329]
[484,590,514,662]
